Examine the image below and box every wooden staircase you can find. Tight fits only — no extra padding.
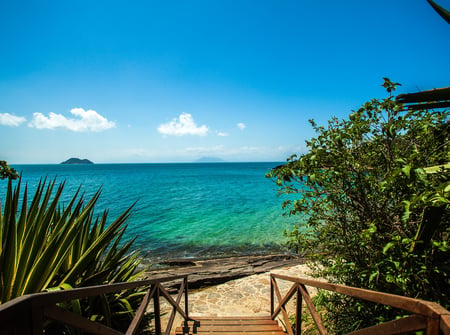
[174,316,286,335]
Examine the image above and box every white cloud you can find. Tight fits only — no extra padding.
[28,108,115,132]
[157,113,208,136]
[237,122,246,130]
[217,131,229,137]
[0,113,27,127]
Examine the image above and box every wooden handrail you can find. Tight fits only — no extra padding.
[0,274,191,335]
[2,270,449,335]
[270,273,450,335]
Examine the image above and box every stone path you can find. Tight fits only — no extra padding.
[187,264,316,317]
[152,263,320,331]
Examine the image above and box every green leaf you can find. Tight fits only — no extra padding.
[383,242,395,254]
[402,165,411,178]
[369,271,379,283]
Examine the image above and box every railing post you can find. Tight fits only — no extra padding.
[32,299,44,335]
[296,284,302,335]
[426,316,440,335]
[153,284,161,335]
[184,276,189,320]
[270,274,274,317]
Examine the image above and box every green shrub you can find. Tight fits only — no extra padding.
[267,79,449,333]
[0,160,18,180]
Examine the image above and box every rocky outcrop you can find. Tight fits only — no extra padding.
[144,254,303,293]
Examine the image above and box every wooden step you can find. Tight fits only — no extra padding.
[174,316,286,335]
[195,320,278,326]
[176,325,282,332]
[178,333,286,335]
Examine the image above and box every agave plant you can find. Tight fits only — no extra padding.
[0,177,150,333]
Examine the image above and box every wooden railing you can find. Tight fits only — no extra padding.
[270,273,450,335]
[0,274,191,335]
[2,271,449,335]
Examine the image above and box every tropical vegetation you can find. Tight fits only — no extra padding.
[0,160,18,180]
[0,175,150,333]
[267,78,449,333]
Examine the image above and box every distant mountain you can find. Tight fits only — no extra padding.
[194,157,225,163]
[61,158,94,165]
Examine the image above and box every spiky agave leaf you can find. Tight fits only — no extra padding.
[58,204,134,285]
[1,179,81,301]
[1,177,149,333]
[13,183,79,297]
[0,179,18,302]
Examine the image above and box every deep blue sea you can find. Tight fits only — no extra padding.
[3,163,297,262]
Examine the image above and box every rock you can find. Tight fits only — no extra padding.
[143,254,303,293]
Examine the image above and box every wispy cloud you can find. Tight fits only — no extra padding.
[237,122,246,130]
[0,113,27,127]
[185,145,225,154]
[28,108,115,132]
[217,131,229,137]
[158,113,208,136]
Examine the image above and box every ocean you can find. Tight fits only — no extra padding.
[3,162,297,262]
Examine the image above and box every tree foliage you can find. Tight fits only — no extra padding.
[0,161,18,180]
[267,79,449,333]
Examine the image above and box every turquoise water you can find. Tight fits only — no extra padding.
[4,163,297,261]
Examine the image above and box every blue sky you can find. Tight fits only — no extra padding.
[1,0,449,164]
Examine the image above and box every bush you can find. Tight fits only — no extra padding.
[0,160,18,180]
[267,79,449,333]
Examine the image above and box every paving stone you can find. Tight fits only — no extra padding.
[148,262,322,332]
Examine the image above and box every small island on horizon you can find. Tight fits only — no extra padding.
[61,158,94,165]
[194,156,225,163]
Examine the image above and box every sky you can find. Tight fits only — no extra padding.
[1,0,449,164]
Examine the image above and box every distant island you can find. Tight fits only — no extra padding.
[195,157,225,163]
[61,158,94,165]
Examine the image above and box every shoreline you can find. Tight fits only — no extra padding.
[143,254,303,292]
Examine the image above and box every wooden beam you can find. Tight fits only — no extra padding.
[403,101,450,110]
[270,277,297,321]
[441,314,450,335]
[158,283,188,321]
[154,286,161,335]
[165,279,187,335]
[271,274,439,318]
[427,316,440,335]
[31,274,189,306]
[270,277,294,335]
[44,305,124,335]
[270,277,274,316]
[298,285,327,335]
[295,286,302,335]
[396,87,450,103]
[184,277,189,320]
[346,314,427,335]
[126,285,155,335]
[396,87,450,110]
